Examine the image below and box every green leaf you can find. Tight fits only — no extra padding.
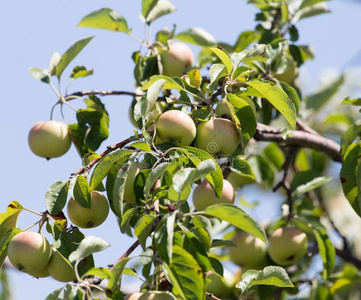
[107,257,131,296]
[236,266,293,297]
[134,215,156,250]
[28,67,50,84]
[163,246,206,300]
[70,66,93,79]
[313,229,335,280]
[153,213,176,264]
[45,181,69,215]
[234,30,261,52]
[81,267,111,280]
[279,81,301,112]
[142,0,159,19]
[56,36,94,80]
[49,52,61,76]
[183,231,211,272]
[209,47,233,74]
[145,0,177,23]
[0,228,22,267]
[305,75,344,112]
[0,202,23,237]
[203,204,267,243]
[207,64,227,91]
[69,236,110,263]
[142,75,186,90]
[342,97,361,106]
[340,142,361,216]
[79,8,129,33]
[144,162,170,197]
[246,79,296,129]
[174,27,217,47]
[293,176,332,198]
[129,141,152,152]
[340,120,361,158]
[0,266,12,300]
[69,175,91,208]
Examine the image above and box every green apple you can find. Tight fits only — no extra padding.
[28,120,71,159]
[26,265,50,278]
[268,227,308,266]
[274,55,299,84]
[47,249,76,282]
[123,162,143,203]
[7,231,52,274]
[226,171,255,189]
[215,98,232,118]
[193,179,235,211]
[67,190,109,228]
[195,118,239,156]
[160,42,194,77]
[156,110,196,147]
[125,291,176,299]
[228,231,268,269]
[207,269,234,298]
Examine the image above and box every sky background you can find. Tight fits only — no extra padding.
[1,0,361,299]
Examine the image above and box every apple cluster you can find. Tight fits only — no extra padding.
[7,231,75,282]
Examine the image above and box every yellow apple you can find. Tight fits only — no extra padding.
[228,231,268,269]
[160,42,194,77]
[268,227,308,266]
[193,179,235,211]
[7,231,52,275]
[156,110,196,147]
[28,120,71,159]
[67,190,109,228]
[195,118,239,157]
[47,249,76,282]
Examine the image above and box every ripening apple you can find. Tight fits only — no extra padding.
[67,190,109,228]
[47,249,76,282]
[7,231,52,275]
[195,118,239,157]
[123,161,143,203]
[274,55,299,84]
[268,227,308,266]
[124,291,176,299]
[28,120,72,159]
[155,110,196,147]
[207,269,234,298]
[228,231,268,269]
[160,42,194,77]
[193,179,235,211]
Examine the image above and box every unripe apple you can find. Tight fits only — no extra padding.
[228,231,268,269]
[160,42,194,77]
[124,162,143,203]
[67,190,109,228]
[47,249,76,282]
[274,56,299,84]
[195,118,239,157]
[215,99,232,118]
[226,171,255,189]
[268,227,308,266]
[7,231,52,274]
[193,179,235,211]
[156,110,196,147]
[124,291,176,299]
[27,265,50,278]
[207,269,234,298]
[28,120,72,159]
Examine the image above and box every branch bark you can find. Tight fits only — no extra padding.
[254,123,342,162]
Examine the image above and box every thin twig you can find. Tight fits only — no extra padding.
[206,292,222,300]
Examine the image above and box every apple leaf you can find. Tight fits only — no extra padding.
[70,66,93,79]
[69,175,91,209]
[292,176,332,198]
[142,0,159,19]
[340,120,361,158]
[313,229,335,280]
[207,64,227,91]
[134,215,156,250]
[28,67,50,84]
[145,0,177,23]
[142,75,186,91]
[69,236,110,264]
[144,162,170,197]
[246,79,297,129]
[0,201,23,237]
[153,212,176,264]
[163,245,206,300]
[203,204,267,243]
[174,27,216,47]
[45,180,69,215]
[56,36,94,80]
[80,267,111,280]
[107,257,131,296]
[236,266,293,297]
[183,231,211,272]
[209,47,233,75]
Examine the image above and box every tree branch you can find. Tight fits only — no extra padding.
[254,123,342,162]
[67,90,142,98]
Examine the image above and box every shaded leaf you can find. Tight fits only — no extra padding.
[45,181,69,215]
[209,47,233,74]
[28,68,50,84]
[69,236,110,263]
[145,0,177,23]
[175,27,216,47]
[69,175,91,208]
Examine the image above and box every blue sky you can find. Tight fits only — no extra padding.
[1,0,361,299]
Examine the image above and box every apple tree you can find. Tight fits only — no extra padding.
[1,0,361,299]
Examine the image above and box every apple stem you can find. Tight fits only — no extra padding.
[23,207,43,217]
[23,220,41,232]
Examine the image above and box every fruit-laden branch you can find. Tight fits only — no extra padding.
[254,123,342,162]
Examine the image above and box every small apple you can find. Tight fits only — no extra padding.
[207,269,234,298]
[274,55,299,84]
[67,190,109,228]
[268,227,308,266]
[228,231,268,269]
[7,231,52,275]
[195,118,239,157]
[28,120,72,159]
[47,249,76,282]
[156,110,196,147]
[123,161,143,203]
[193,179,235,211]
[215,98,232,118]
[160,42,194,77]
[26,265,50,278]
